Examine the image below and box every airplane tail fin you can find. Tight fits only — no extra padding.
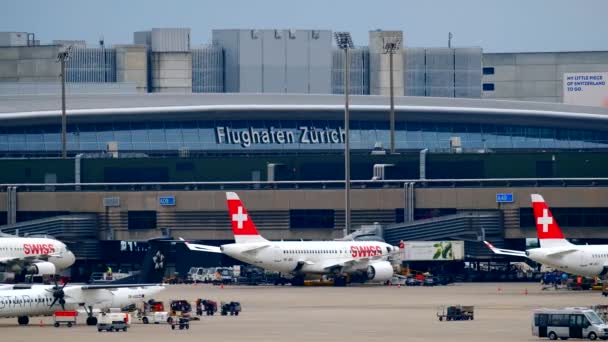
[109,238,171,284]
[531,194,573,248]
[226,192,268,244]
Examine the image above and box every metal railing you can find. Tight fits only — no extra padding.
[2,177,608,192]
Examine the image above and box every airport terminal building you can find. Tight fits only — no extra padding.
[2,27,608,279]
[2,93,608,278]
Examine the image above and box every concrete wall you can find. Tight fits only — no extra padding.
[0,45,60,82]
[150,52,192,93]
[116,45,148,93]
[482,51,608,103]
[212,29,331,94]
[0,32,29,47]
[4,186,608,241]
[369,30,404,96]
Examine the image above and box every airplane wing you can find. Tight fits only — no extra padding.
[484,241,527,257]
[182,240,270,254]
[183,242,222,254]
[322,254,385,271]
[79,284,164,290]
[0,254,60,264]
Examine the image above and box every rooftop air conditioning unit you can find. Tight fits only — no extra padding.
[106,141,118,158]
[450,136,462,153]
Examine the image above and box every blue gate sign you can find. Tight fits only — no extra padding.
[496,193,514,203]
[159,196,176,206]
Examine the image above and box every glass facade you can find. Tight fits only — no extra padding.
[66,47,117,83]
[1,116,608,154]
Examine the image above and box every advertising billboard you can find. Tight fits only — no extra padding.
[563,72,608,107]
[400,241,465,261]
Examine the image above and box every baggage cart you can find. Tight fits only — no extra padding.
[53,311,77,327]
[437,305,474,321]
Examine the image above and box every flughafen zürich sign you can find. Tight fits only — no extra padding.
[216,126,346,148]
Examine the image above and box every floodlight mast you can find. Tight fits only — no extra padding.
[383,37,401,155]
[57,46,72,159]
[334,32,353,237]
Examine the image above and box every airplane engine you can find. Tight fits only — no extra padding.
[366,261,393,282]
[26,262,56,275]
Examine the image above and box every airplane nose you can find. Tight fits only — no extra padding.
[66,250,76,267]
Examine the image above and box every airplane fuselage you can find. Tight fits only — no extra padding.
[0,285,164,318]
[0,237,76,272]
[221,240,396,274]
[527,245,608,277]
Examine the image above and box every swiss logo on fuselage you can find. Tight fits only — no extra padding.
[23,243,55,255]
[350,245,382,258]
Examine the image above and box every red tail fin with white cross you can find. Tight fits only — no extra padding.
[226,192,268,244]
[531,194,572,248]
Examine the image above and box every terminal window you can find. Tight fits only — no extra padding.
[290,209,334,229]
[482,67,495,75]
[482,83,495,91]
[128,211,157,230]
[395,208,457,223]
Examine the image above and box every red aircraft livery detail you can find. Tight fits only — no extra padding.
[350,246,382,258]
[23,243,55,255]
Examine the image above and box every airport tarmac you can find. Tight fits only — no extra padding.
[0,282,605,341]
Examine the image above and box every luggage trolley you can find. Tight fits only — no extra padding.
[54,311,78,327]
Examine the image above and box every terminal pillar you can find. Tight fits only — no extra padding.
[6,186,17,225]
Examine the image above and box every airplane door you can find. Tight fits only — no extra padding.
[272,246,282,263]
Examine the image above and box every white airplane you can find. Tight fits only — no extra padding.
[0,236,76,276]
[485,194,608,277]
[0,282,164,326]
[184,192,400,286]
[0,238,170,326]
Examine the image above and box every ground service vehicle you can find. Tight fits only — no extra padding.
[188,267,216,283]
[437,305,474,321]
[138,300,169,324]
[139,311,169,324]
[170,300,192,314]
[97,312,130,332]
[221,301,241,316]
[196,299,217,316]
[533,308,608,340]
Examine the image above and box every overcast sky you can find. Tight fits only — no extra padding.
[1,0,606,52]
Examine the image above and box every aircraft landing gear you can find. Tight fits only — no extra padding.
[84,305,97,326]
[17,316,29,325]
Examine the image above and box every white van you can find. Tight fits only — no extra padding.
[533,308,608,340]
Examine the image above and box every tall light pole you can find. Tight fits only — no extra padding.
[334,32,354,237]
[57,46,72,159]
[383,37,401,154]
